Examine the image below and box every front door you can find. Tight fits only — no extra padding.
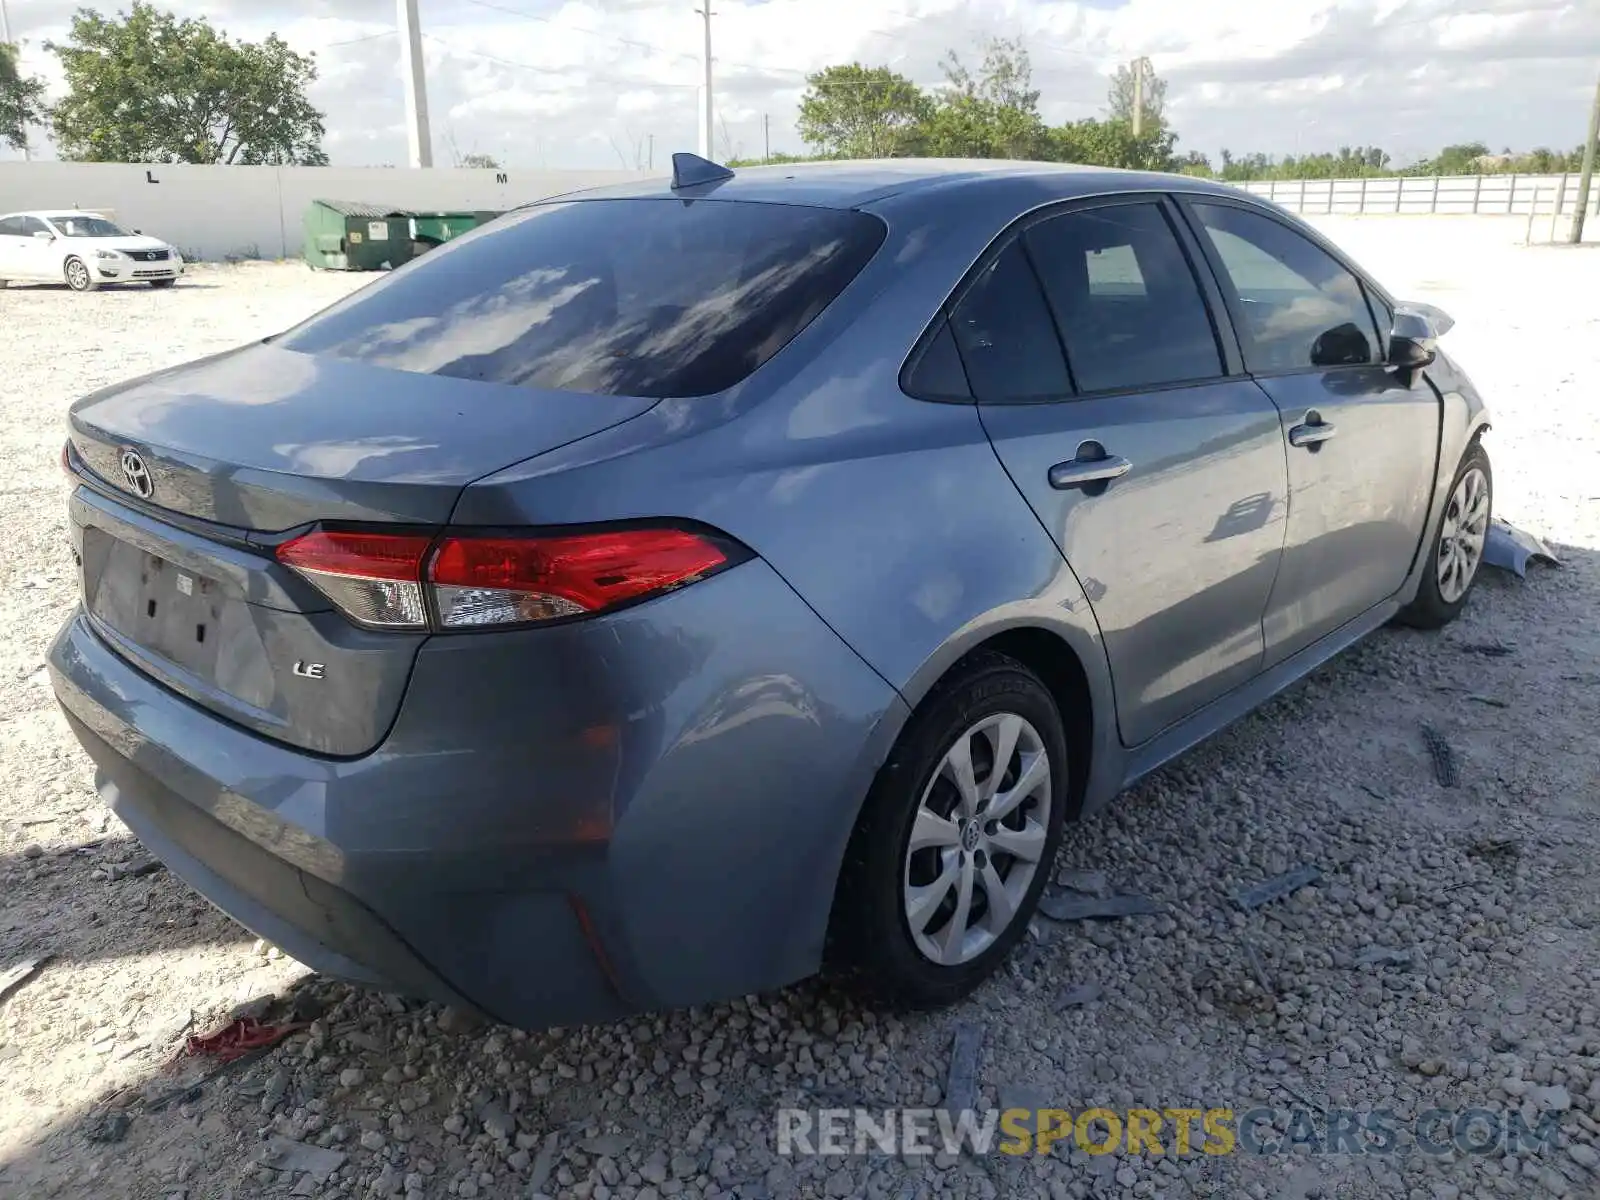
[0,216,26,278]
[1182,199,1441,667]
[955,197,1289,747]
[11,216,57,281]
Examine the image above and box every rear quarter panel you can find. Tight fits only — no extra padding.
[455,185,1122,816]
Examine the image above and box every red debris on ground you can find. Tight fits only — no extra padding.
[183,1017,308,1063]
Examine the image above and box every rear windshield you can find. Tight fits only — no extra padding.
[278,198,886,398]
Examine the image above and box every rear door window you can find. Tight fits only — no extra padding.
[948,241,1071,402]
[1190,203,1383,372]
[1024,203,1223,393]
[277,199,886,399]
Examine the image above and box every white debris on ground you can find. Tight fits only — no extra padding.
[1,229,1597,1200]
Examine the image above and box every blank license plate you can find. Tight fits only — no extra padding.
[85,533,224,677]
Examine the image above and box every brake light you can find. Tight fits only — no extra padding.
[60,441,72,475]
[278,530,433,629]
[276,526,737,631]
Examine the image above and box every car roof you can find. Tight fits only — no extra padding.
[1,210,111,222]
[537,158,1251,210]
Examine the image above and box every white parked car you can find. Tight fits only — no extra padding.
[0,210,185,291]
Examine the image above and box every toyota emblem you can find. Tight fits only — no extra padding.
[119,449,154,499]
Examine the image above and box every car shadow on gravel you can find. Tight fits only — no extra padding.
[0,833,254,971]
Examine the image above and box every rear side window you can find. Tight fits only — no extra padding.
[277,199,886,399]
[902,322,972,401]
[949,242,1070,402]
[1190,203,1383,372]
[1025,203,1223,393]
[0,217,22,237]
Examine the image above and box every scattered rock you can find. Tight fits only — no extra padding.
[1059,982,1103,1007]
[83,1110,131,1143]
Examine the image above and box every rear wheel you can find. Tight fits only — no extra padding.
[827,651,1069,1009]
[1397,440,1493,629]
[149,278,177,289]
[64,257,98,292]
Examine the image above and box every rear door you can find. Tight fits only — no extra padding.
[1180,199,1440,667]
[962,196,1289,747]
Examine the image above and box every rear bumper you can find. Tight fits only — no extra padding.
[48,558,905,1028]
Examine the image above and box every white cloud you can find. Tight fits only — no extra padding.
[2,0,1596,169]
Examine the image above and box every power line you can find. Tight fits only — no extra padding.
[461,0,809,77]
[423,33,698,91]
[326,30,397,48]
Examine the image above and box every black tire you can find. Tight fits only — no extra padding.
[148,278,177,289]
[1397,439,1493,630]
[826,651,1070,1010]
[63,257,98,292]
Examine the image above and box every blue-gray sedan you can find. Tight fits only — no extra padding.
[48,156,1492,1027]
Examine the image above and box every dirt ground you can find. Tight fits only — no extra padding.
[1,223,1597,1200]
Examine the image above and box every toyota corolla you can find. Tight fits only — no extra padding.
[49,156,1491,1027]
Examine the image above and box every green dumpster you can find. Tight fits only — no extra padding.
[303,200,416,271]
[407,210,502,255]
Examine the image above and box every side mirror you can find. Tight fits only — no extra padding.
[32,231,54,242]
[1387,310,1437,370]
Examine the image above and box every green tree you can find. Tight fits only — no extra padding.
[1420,142,1491,175]
[920,38,1048,159]
[1,41,49,152]
[1107,61,1167,131]
[48,3,328,164]
[1048,117,1175,170]
[796,63,929,159]
[459,152,501,169]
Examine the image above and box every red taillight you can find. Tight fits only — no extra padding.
[277,525,735,632]
[429,529,729,627]
[278,530,434,629]
[277,530,433,581]
[61,441,72,475]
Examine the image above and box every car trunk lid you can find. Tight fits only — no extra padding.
[67,342,658,756]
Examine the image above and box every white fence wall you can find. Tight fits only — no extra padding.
[0,163,650,262]
[1239,173,1600,217]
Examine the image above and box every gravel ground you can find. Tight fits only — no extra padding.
[1,232,1598,1200]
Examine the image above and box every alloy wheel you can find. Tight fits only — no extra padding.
[901,712,1052,966]
[1438,466,1489,603]
[65,259,92,291]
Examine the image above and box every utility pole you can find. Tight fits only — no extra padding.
[763,114,770,162]
[1569,71,1600,244]
[1130,56,1151,137]
[648,133,654,172]
[695,5,714,160]
[397,0,433,168]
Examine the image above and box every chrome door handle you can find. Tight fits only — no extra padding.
[1288,413,1336,448]
[1048,442,1133,491]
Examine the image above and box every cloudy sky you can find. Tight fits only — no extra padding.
[2,0,1596,169]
